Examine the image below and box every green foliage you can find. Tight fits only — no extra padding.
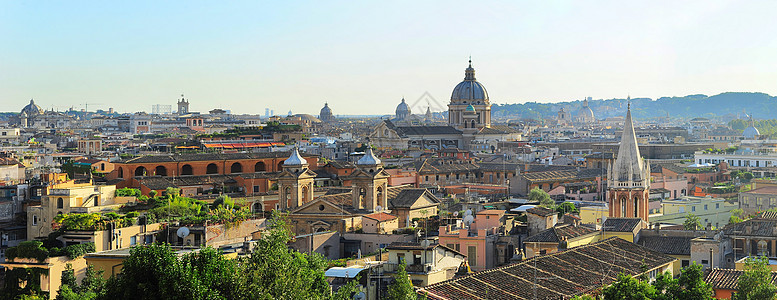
[683,213,702,230]
[556,202,578,216]
[54,213,136,231]
[734,256,777,300]
[5,241,50,262]
[58,242,95,259]
[0,266,48,299]
[148,190,157,198]
[730,118,777,138]
[164,187,181,199]
[213,195,235,209]
[528,188,553,207]
[56,264,105,300]
[602,273,657,300]
[115,188,141,197]
[730,208,745,225]
[388,261,417,300]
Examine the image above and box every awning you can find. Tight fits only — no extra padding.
[324,266,366,278]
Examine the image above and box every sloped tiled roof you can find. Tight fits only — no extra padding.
[526,206,556,217]
[723,218,777,237]
[602,218,642,232]
[420,238,676,300]
[525,224,597,243]
[522,168,605,183]
[704,268,777,290]
[638,236,692,256]
[390,188,440,208]
[363,212,397,222]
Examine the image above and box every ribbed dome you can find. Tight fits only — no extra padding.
[744,126,760,139]
[283,147,308,166]
[21,99,43,116]
[450,60,489,104]
[395,98,411,120]
[576,99,595,122]
[396,98,410,114]
[357,147,382,166]
[320,103,331,115]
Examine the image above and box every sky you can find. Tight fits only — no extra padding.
[1,1,776,115]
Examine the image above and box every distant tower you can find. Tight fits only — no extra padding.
[277,147,316,211]
[557,107,570,125]
[395,98,411,121]
[425,106,433,120]
[320,103,335,122]
[607,102,650,222]
[177,94,189,115]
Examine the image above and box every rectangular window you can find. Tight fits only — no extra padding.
[716,203,720,209]
[704,204,708,210]
[32,215,38,226]
[468,246,477,266]
[682,260,690,268]
[130,236,137,246]
[692,206,696,212]
[701,259,709,265]
[397,253,405,263]
[253,185,260,193]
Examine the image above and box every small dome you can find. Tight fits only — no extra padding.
[320,103,331,114]
[450,60,489,104]
[357,147,382,166]
[319,103,334,122]
[21,99,43,116]
[465,104,476,112]
[283,147,308,166]
[395,98,411,120]
[744,126,760,139]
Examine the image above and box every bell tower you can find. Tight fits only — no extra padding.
[177,94,189,115]
[607,101,651,222]
[277,147,316,210]
[348,147,390,212]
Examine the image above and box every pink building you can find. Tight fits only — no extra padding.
[437,210,506,272]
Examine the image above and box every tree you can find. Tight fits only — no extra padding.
[733,256,777,300]
[148,190,157,198]
[56,264,105,300]
[602,273,656,300]
[672,263,714,299]
[388,261,417,300]
[239,211,358,299]
[528,188,553,207]
[556,202,578,216]
[684,213,702,230]
[730,208,745,225]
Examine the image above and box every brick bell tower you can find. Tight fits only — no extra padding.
[607,100,651,222]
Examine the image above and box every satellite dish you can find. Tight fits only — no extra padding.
[464,215,475,225]
[353,292,366,300]
[465,209,473,216]
[453,211,459,217]
[421,240,431,248]
[376,205,383,212]
[176,227,190,239]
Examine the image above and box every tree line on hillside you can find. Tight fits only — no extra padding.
[493,92,776,120]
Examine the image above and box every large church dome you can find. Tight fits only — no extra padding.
[395,98,411,120]
[576,99,595,123]
[21,99,43,116]
[450,60,489,104]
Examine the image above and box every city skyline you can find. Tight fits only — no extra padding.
[2,1,776,115]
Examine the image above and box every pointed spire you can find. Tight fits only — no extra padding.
[611,97,645,185]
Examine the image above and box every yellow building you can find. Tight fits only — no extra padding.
[580,206,608,226]
[27,184,137,240]
[384,242,466,287]
[0,250,88,300]
[652,196,736,229]
[602,218,644,243]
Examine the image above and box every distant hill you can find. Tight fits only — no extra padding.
[493,92,777,120]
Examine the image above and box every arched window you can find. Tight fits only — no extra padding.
[255,161,266,172]
[301,185,309,203]
[206,163,218,174]
[57,197,64,209]
[230,162,243,173]
[376,186,384,208]
[621,197,627,218]
[118,167,124,178]
[471,120,476,128]
[359,188,366,208]
[634,196,639,218]
[252,202,263,213]
[155,166,167,176]
[181,164,193,175]
[135,166,147,177]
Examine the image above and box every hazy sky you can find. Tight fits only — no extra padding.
[2,1,776,115]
